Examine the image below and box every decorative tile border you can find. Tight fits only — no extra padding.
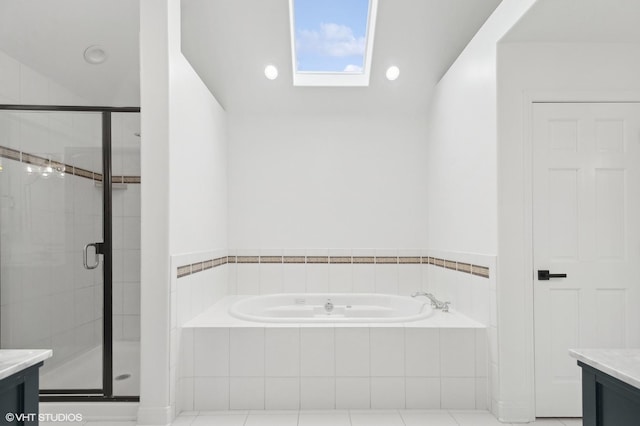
[176,256,229,278]
[376,256,398,264]
[471,265,490,278]
[457,262,472,274]
[353,256,375,264]
[176,253,491,279]
[0,144,141,184]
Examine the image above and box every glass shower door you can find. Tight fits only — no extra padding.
[0,109,105,393]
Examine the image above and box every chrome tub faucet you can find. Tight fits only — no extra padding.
[411,291,450,312]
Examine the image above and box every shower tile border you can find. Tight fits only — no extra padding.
[176,256,229,278]
[0,146,21,161]
[176,252,491,279]
[0,144,141,184]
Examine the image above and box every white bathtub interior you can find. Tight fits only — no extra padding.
[229,293,434,323]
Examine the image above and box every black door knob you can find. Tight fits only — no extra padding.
[537,270,567,281]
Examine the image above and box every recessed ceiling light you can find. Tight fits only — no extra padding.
[386,66,400,81]
[264,65,278,80]
[84,45,108,65]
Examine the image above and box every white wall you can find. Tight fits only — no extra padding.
[167,18,228,420]
[228,113,428,250]
[496,42,640,421]
[423,0,535,419]
[139,0,172,420]
[169,54,227,254]
[425,0,536,255]
[139,0,228,422]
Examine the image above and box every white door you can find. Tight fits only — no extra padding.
[533,102,640,416]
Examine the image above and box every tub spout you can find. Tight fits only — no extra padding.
[412,292,450,311]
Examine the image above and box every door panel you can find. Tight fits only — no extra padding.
[0,110,103,391]
[533,103,640,416]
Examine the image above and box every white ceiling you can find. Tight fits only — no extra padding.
[4,0,639,115]
[0,0,140,106]
[181,0,503,114]
[0,0,504,113]
[503,0,640,43]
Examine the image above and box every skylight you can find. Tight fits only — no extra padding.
[289,0,378,87]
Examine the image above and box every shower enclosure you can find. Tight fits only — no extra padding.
[0,105,140,401]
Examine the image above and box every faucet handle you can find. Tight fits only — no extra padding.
[442,302,451,312]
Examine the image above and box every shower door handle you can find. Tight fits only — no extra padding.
[83,242,104,270]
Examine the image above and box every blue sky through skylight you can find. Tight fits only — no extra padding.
[293,0,370,73]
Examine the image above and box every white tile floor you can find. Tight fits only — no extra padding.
[40,410,583,426]
[169,410,583,426]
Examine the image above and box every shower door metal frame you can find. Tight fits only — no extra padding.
[0,104,140,402]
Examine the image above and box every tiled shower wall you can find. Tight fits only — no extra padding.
[111,113,141,342]
[0,49,88,105]
[0,153,103,372]
[111,180,141,341]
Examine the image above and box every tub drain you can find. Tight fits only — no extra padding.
[114,374,131,381]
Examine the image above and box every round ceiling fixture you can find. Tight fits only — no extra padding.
[386,66,400,81]
[84,45,108,65]
[264,65,279,80]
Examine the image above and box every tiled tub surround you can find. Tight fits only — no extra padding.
[229,252,489,297]
[426,251,499,416]
[176,250,490,296]
[177,296,488,412]
[170,250,230,415]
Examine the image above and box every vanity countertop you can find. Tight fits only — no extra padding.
[0,349,53,381]
[569,348,640,390]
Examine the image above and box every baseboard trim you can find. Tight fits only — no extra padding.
[137,405,173,425]
[40,402,139,421]
[492,399,535,423]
